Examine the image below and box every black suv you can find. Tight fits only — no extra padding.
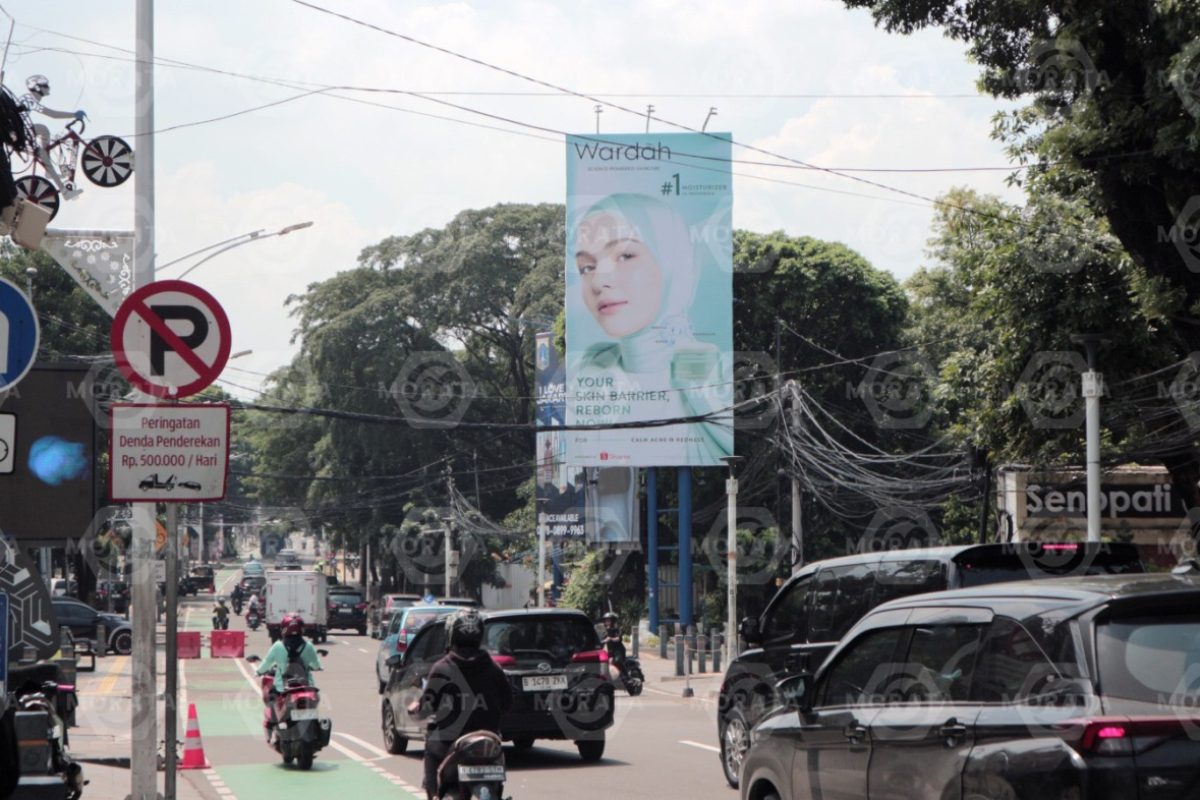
[380,609,613,761]
[327,587,368,635]
[51,597,134,654]
[718,541,1143,786]
[743,572,1200,800]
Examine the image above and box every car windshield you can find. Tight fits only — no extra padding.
[1097,610,1200,704]
[483,616,600,665]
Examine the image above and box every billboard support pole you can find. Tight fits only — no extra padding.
[678,467,692,629]
[646,468,659,632]
[164,503,178,797]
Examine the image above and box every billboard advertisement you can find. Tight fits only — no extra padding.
[536,332,585,539]
[565,132,733,466]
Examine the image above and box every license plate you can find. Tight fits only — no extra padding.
[290,709,319,721]
[458,764,505,782]
[522,675,568,692]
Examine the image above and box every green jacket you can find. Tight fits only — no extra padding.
[256,637,321,692]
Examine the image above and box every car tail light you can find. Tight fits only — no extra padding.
[570,649,609,663]
[395,632,409,653]
[1068,718,1193,756]
[355,603,368,611]
[492,654,516,668]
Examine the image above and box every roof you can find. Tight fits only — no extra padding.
[873,572,1200,615]
[480,608,592,620]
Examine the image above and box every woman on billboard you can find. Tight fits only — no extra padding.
[569,192,733,464]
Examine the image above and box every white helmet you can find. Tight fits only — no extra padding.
[25,75,49,97]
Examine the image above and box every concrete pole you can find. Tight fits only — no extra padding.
[725,473,738,666]
[164,504,178,798]
[130,1,157,797]
[537,523,546,608]
[1083,370,1102,543]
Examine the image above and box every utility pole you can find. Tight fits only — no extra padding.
[130,2,157,797]
[473,450,482,509]
[1072,335,1108,544]
[721,456,742,663]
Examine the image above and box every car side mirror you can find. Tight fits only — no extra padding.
[386,653,405,669]
[739,616,762,646]
[776,672,813,713]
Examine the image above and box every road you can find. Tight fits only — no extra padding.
[167,566,734,800]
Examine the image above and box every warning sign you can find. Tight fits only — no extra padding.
[110,403,230,502]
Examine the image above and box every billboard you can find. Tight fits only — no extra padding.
[536,332,585,539]
[565,132,733,466]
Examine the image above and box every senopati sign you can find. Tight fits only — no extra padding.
[1026,482,1182,519]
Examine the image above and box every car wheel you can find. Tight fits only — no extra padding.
[382,702,408,755]
[721,709,750,789]
[576,738,604,762]
[512,738,534,751]
[111,630,133,655]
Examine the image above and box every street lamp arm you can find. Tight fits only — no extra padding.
[157,229,266,272]
[174,221,314,280]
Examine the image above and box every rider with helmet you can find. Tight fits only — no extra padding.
[601,612,626,673]
[17,75,85,199]
[410,609,512,800]
[212,597,230,630]
[255,616,323,732]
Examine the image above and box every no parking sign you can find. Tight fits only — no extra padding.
[110,280,231,398]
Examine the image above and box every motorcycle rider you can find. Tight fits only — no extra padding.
[409,608,512,800]
[248,592,261,615]
[255,616,322,735]
[212,597,230,630]
[600,612,625,671]
[231,583,245,613]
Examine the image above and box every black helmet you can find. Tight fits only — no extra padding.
[447,608,483,648]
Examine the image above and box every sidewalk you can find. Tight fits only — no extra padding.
[634,637,725,701]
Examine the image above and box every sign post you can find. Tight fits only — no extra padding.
[112,277,230,800]
[0,592,8,699]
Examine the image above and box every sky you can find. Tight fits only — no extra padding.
[5,0,1022,397]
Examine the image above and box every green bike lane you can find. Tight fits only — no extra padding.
[176,567,424,800]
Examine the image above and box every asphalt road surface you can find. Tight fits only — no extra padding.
[173,566,734,800]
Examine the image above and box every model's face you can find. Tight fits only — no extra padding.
[575,212,663,338]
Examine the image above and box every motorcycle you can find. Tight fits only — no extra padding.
[248,652,331,770]
[212,613,230,630]
[246,608,262,631]
[435,730,506,800]
[604,638,644,696]
[232,597,244,615]
[10,671,86,799]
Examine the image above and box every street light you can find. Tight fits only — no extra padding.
[156,221,315,279]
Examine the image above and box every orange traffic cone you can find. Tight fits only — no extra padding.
[179,703,211,770]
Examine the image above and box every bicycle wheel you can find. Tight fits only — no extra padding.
[81,135,134,187]
[15,175,60,220]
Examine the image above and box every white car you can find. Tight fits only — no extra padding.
[50,578,77,597]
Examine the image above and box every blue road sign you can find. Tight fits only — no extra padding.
[0,277,39,392]
[0,592,8,696]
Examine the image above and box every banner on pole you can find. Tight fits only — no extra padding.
[40,229,136,316]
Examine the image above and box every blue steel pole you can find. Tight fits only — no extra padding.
[647,468,659,632]
[678,466,693,629]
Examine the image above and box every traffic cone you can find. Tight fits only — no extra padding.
[179,703,211,770]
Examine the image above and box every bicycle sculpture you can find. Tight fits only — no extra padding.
[6,74,133,220]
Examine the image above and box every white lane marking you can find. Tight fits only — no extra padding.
[680,739,721,753]
[357,647,369,654]
[333,731,392,759]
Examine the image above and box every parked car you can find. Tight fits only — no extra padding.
[381,608,613,761]
[326,587,368,635]
[741,572,1200,800]
[373,605,461,692]
[94,580,130,614]
[718,541,1145,787]
[51,597,134,654]
[189,565,216,593]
